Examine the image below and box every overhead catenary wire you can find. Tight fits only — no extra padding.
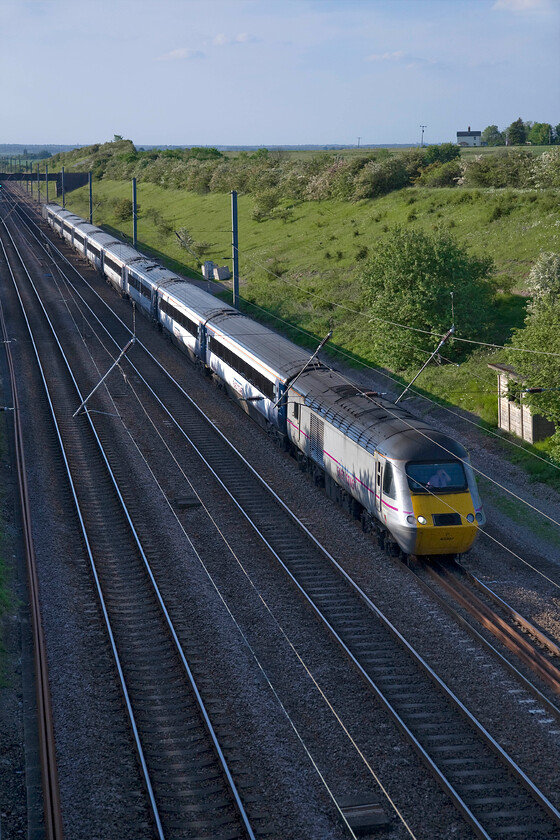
[17,189,560,531]
[234,293,560,474]
[26,222,417,839]
[234,245,560,358]
[11,188,560,600]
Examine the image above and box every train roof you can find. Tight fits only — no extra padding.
[292,368,468,461]
[45,204,71,219]
[86,231,122,247]
[72,221,104,237]
[161,280,237,319]
[208,309,320,380]
[130,261,184,289]
[160,282,315,380]
[104,239,145,265]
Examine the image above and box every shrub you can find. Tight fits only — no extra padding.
[145,207,173,235]
[463,149,534,188]
[415,159,462,187]
[353,157,409,199]
[113,198,133,221]
[251,188,281,221]
[423,143,461,165]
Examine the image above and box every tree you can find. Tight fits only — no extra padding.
[481,125,505,146]
[506,252,560,458]
[358,227,495,370]
[113,134,124,141]
[506,117,527,146]
[528,122,552,145]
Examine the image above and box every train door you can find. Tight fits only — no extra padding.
[375,459,383,513]
[151,288,159,322]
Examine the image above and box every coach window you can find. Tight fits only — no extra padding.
[292,402,299,420]
[382,462,396,499]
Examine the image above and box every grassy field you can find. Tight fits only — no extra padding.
[52,179,560,469]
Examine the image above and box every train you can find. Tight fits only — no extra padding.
[42,201,485,557]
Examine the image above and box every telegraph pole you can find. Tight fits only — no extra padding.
[89,172,93,223]
[231,190,239,309]
[46,164,49,203]
[61,166,65,208]
[420,125,427,147]
[132,177,137,248]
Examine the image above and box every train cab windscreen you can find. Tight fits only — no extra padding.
[406,461,467,493]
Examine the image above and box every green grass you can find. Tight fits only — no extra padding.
[478,475,560,542]
[62,181,560,293]
[460,144,553,159]
[53,180,560,475]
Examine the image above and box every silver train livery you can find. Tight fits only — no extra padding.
[43,202,485,557]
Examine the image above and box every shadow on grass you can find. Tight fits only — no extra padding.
[491,292,528,346]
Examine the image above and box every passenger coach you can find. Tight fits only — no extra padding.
[42,201,485,558]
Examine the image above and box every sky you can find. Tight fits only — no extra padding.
[1,0,559,147]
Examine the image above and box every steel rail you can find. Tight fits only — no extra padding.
[11,188,560,837]
[409,557,560,719]
[429,560,560,693]
[465,566,560,658]
[0,212,255,840]
[0,233,64,840]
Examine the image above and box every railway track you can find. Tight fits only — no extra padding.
[411,557,560,701]
[0,230,64,840]
[6,189,560,839]
[0,195,256,840]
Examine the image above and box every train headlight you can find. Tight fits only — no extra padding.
[475,512,483,522]
[417,516,427,525]
[466,513,475,523]
[406,515,416,525]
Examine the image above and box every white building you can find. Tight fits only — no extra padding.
[201,260,231,282]
[456,126,481,147]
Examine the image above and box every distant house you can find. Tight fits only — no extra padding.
[456,126,481,147]
[488,363,555,444]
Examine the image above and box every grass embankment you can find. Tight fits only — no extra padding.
[54,180,560,477]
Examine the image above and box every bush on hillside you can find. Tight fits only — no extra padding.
[353,157,410,199]
[462,149,534,188]
[113,197,134,220]
[423,143,461,165]
[358,227,495,370]
[415,159,463,187]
